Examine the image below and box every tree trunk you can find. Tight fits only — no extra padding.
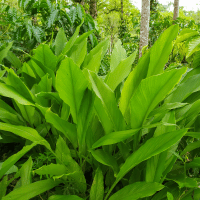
[90,0,97,19]
[173,0,179,20]
[139,0,150,58]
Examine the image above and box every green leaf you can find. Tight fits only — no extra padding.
[69,6,77,24]
[192,50,200,68]
[20,157,33,186]
[33,44,57,71]
[77,4,85,20]
[107,129,187,198]
[67,31,93,67]
[55,27,67,56]
[67,38,87,67]
[110,39,126,71]
[0,83,33,105]
[130,68,186,129]
[146,111,176,183]
[24,18,32,40]
[0,69,6,79]
[0,122,51,150]
[92,129,139,149]
[178,99,200,127]
[90,168,104,200]
[56,57,88,122]
[0,163,18,175]
[2,179,61,200]
[167,192,174,200]
[149,102,188,117]
[6,68,34,100]
[165,74,200,103]
[175,28,199,44]
[62,20,84,55]
[56,136,86,193]
[83,48,103,73]
[106,51,137,91]
[181,140,200,156]
[94,97,113,134]
[0,143,37,179]
[6,51,22,69]
[91,149,119,175]
[186,36,200,58]
[0,176,7,199]
[147,25,179,77]
[119,51,150,121]
[77,89,94,155]
[185,157,200,168]
[49,195,84,200]
[36,92,62,104]
[109,182,164,200]
[34,164,67,177]
[47,9,59,28]
[83,38,110,71]
[15,102,35,126]
[45,109,77,148]
[0,42,13,64]
[92,122,174,149]
[89,71,125,131]
[32,26,44,43]
[167,174,198,188]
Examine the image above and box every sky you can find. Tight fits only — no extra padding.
[131,0,200,12]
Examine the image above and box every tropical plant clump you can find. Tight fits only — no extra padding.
[0,21,200,199]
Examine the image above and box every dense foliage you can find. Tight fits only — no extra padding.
[0,0,98,54]
[1,0,200,199]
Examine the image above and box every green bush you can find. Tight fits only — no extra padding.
[0,24,200,199]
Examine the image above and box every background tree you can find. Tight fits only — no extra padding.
[139,0,150,57]
[173,0,179,20]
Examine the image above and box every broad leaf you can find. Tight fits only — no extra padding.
[89,71,125,131]
[91,149,119,175]
[109,182,164,200]
[175,28,199,44]
[90,168,104,200]
[0,122,51,150]
[55,27,67,56]
[20,157,33,186]
[147,25,179,77]
[6,51,22,69]
[34,164,67,177]
[106,51,137,91]
[62,20,84,55]
[110,39,126,71]
[0,42,13,64]
[130,67,186,129]
[186,36,200,58]
[56,57,88,122]
[2,179,61,200]
[33,44,57,71]
[45,109,77,148]
[119,51,150,121]
[83,38,110,71]
[6,68,34,102]
[77,89,94,155]
[165,74,200,103]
